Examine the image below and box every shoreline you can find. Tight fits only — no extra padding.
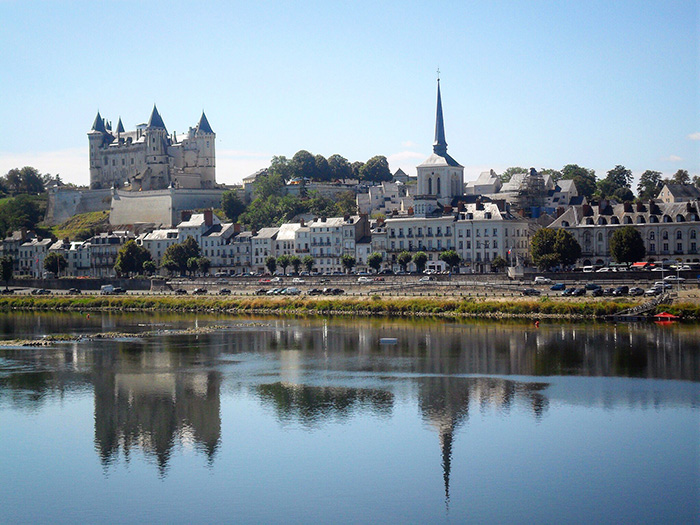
[0,294,697,320]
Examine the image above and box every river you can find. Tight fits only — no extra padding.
[0,313,698,523]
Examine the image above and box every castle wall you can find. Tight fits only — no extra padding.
[45,188,113,225]
[109,188,226,227]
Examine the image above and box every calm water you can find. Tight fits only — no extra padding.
[0,313,698,524]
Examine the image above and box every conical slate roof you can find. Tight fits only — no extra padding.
[116,117,125,133]
[91,111,107,133]
[418,79,462,168]
[147,104,167,130]
[196,111,214,134]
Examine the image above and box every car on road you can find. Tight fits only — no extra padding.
[192,288,207,295]
[419,276,434,282]
[174,288,187,295]
[255,288,267,295]
[663,276,685,283]
[550,283,566,291]
[218,288,231,295]
[357,276,373,283]
[591,288,604,297]
[644,287,663,296]
[292,278,305,284]
[533,276,551,284]
[282,287,301,295]
[585,283,601,291]
[307,288,323,295]
[32,288,51,295]
[373,277,385,282]
[629,287,645,296]
[522,288,541,296]
[562,287,577,296]
[654,281,673,290]
[67,288,82,295]
[572,288,587,296]
[112,287,126,294]
[258,278,271,284]
[612,286,629,296]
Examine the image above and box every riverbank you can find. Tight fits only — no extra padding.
[0,294,698,319]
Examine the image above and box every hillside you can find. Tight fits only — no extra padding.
[51,210,111,241]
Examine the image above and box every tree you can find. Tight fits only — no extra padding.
[539,168,562,182]
[114,240,151,277]
[341,254,356,273]
[610,226,646,263]
[44,252,67,277]
[302,255,314,273]
[291,150,316,180]
[328,154,352,181]
[412,252,428,273]
[499,167,527,183]
[672,169,690,185]
[0,255,13,290]
[277,254,291,275]
[313,154,331,182]
[265,256,277,275]
[162,244,189,276]
[269,155,293,181]
[605,165,633,188]
[367,252,383,273]
[553,229,582,267]
[351,161,364,180]
[187,257,199,276]
[182,236,200,260]
[637,170,662,200]
[561,164,597,200]
[290,255,301,275]
[359,156,391,183]
[397,251,412,273]
[221,191,246,222]
[2,166,46,195]
[197,257,211,276]
[613,186,635,202]
[491,255,507,272]
[142,260,157,276]
[530,228,558,270]
[439,250,460,273]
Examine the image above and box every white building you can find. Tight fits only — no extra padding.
[18,238,53,277]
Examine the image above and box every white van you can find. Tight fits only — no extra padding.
[582,266,595,273]
[100,284,114,295]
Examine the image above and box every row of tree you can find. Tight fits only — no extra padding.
[499,165,696,203]
[269,151,392,184]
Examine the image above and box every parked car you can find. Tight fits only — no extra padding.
[572,288,587,296]
[307,288,323,295]
[292,278,305,284]
[663,276,685,283]
[0,289,14,294]
[419,276,434,282]
[585,283,601,291]
[629,287,645,296]
[534,276,552,284]
[654,281,673,290]
[612,286,629,296]
[357,276,373,283]
[32,288,51,295]
[283,287,301,295]
[192,288,207,295]
[174,288,187,295]
[644,287,663,296]
[522,288,541,296]
[218,288,231,295]
[603,287,616,296]
[331,288,345,295]
[112,287,126,294]
[562,287,577,296]
[373,277,385,282]
[591,288,604,297]
[255,288,267,295]
[67,288,82,295]
[550,283,566,291]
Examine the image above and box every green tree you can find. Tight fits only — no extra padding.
[0,194,44,238]
[397,251,412,273]
[114,240,151,277]
[606,165,633,188]
[335,191,358,216]
[530,228,558,270]
[613,187,635,202]
[351,161,364,180]
[265,256,277,275]
[162,244,189,276]
[439,250,460,273]
[313,154,331,182]
[0,255,13,290]
[291,150,316,179]
[277,254,291,275]
[187,257,199,276]
[553,228,582,267]
[221,191,246,222]
[539,168,562,182]
[491,255,507,272]
[499,167,527,183]
[182,236,200,260]
[341,254,356,274]
[637,170,662,200]
[2,167,46,195]
[609,226,646,263]
[142,260,157,275]
[290,255,301,275]
[302,255,314,273]
[672,169,690,185]
[197,257,211,276]
[560,164,597,200]
[412,251,428,273]
[367,252,383,273]
[360,156,391,183]
[328,154,352,181]
[269,155,293,181]
[44,252,67,276]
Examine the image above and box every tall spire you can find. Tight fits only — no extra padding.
[147,104,166,130]
[433,78,447,156]
[196,111,214,134]
[116,117,125,134]
[91,111,107,133]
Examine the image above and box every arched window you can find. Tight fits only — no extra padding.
[598,217,607,225]
[676,230,683,240]
[585,218,594,225]
[649,232,655,240]
[662,231,669,240]
[650,216,658,223]
[624,216,632,224]
[561,221,569,227]
[597,232,603,242]
[437,177,441,195]
[611,216,620,224]
[663,215,672,223]
[691,230,697,239]
[676,215,685,222]
[637,216,646,223]
[428,178,432,194]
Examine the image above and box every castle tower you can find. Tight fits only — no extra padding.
[416,79,464,205]
[88,111,108,189]
[144,105,171,188]
[194,111,216,188]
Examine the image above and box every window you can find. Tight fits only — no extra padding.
[691,230,697,239]
[676,231,683,240]
[466,241,471,249]
[493,228,498,236]
[677,243,683,252]
[662,231,668,240]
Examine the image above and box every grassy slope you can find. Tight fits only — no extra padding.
[51,210,110,240]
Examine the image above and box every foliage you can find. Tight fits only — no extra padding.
[359,156,391,183]
[553,229,582,266]
[142,260,157,275]
[290,255,301,274]
[0,256,12,288]
[277,254,291,275]
[597,165,632,200]
[671,169,690,185]
[412,252,428,273]
[302,255,314,273]
[2,166,48,195]
[531,228,581,270]
[491,255,507,271]
[341,254,356,273]
[367,252,383,273]
[0,194,47,239]
[397,251,412,272]
[499,167,527,183]
[161,236,200,276]
[439,250,460,272]
[187,257,199,275]
[44,252,67,276]
[328,154,352,180]
[539,168,562,182]
[265,256,277,274]
[314,154,331,182]
[197,257,211,276]
[114,240,152,277]
[221,191,246,222]
[609,226,646,263]
[637,170,662,200]
[560,164,597,200]
[291,150,316,180]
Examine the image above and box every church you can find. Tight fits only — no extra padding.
[88,105,216,190]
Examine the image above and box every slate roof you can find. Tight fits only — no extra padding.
[147,104,167,130]
[196,111,214,134]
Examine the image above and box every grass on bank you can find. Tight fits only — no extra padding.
[51,210,110,240]
[0,294,697,319]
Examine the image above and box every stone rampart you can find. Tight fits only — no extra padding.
[45,188,112,225]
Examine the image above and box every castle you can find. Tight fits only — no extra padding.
[88,105,216,190]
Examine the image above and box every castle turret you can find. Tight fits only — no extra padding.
[192,111,216,188]
[144,105,171,187]
[88,111,107,189]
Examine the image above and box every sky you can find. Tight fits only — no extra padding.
[0,1,698,187]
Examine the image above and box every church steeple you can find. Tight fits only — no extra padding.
[433,79,448,156]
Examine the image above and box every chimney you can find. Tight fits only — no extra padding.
[203,209,213,226]
[636,201,645,212]
[344,214,350,222]
[444,205,453,214]
[233,223,241,234]
[582,204,593,216]
[299,218,305,227]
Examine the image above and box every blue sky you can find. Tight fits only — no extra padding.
[1,0,698,186]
